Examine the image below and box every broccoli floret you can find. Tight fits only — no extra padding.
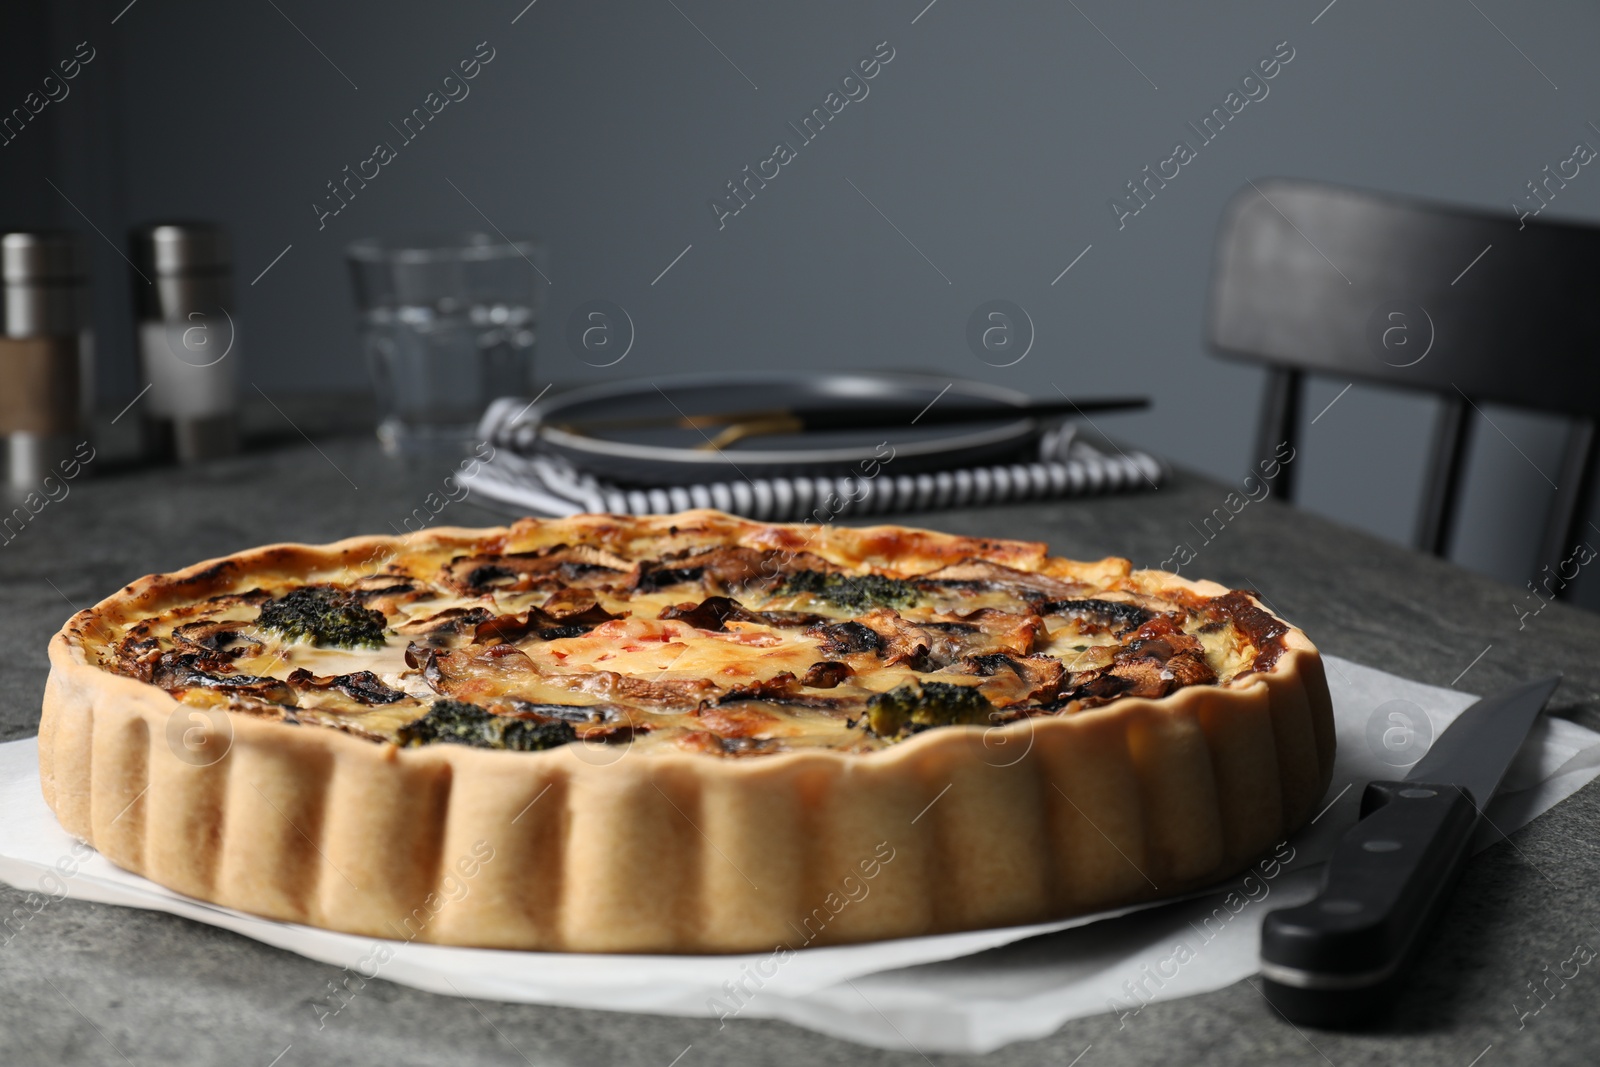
[398,699,577,752]
[865,682,996,739]
[257,585,388,648]
[783,570,920,610]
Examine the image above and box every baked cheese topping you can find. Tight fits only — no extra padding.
[84,515,1291,758]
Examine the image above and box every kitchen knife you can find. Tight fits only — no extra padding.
[1259,674,1562,1026]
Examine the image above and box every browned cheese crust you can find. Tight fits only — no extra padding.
[39,510,1335,953]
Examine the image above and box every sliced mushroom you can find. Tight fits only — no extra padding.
[440,544,632,594]
[915,559,1085,600]
[286,668,407,705]
[635,546,839,593]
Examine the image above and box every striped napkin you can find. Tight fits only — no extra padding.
[458,396,1165,520]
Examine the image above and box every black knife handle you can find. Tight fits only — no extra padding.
[1259,781,1480,1026]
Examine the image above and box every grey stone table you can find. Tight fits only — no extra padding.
[3,432,1598,1066]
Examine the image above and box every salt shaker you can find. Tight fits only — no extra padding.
[131,223,241,462]
[0,231,93,493]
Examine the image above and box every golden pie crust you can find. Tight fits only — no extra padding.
[38,511,1335,953]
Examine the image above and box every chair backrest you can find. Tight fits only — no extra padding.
[1206,178,1600,593]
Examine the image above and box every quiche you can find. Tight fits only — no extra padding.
[39,510,1334,953]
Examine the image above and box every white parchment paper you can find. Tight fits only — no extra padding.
[3,656,1597,1053]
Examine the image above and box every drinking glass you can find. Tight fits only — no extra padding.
[346,233,547,455]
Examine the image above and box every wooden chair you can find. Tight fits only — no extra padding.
[1206,178,1600,599]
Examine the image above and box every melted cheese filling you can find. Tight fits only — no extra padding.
[86,538,1273,758]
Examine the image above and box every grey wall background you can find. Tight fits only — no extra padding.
[5,0,1599,610]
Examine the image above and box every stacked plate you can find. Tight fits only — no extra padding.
[460,371,1163,520]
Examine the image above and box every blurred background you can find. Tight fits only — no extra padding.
[4,0,1599,604]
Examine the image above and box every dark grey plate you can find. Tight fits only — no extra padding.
[530,372,1040,486]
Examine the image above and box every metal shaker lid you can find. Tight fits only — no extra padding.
[131,223,231,276]
[2,231,88,284]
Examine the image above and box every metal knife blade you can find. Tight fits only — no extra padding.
[1258,674,1561,1027]
[1404,674,1562,805]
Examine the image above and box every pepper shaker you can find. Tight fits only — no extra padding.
[0,231,92,492]
[131,223,241,462]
